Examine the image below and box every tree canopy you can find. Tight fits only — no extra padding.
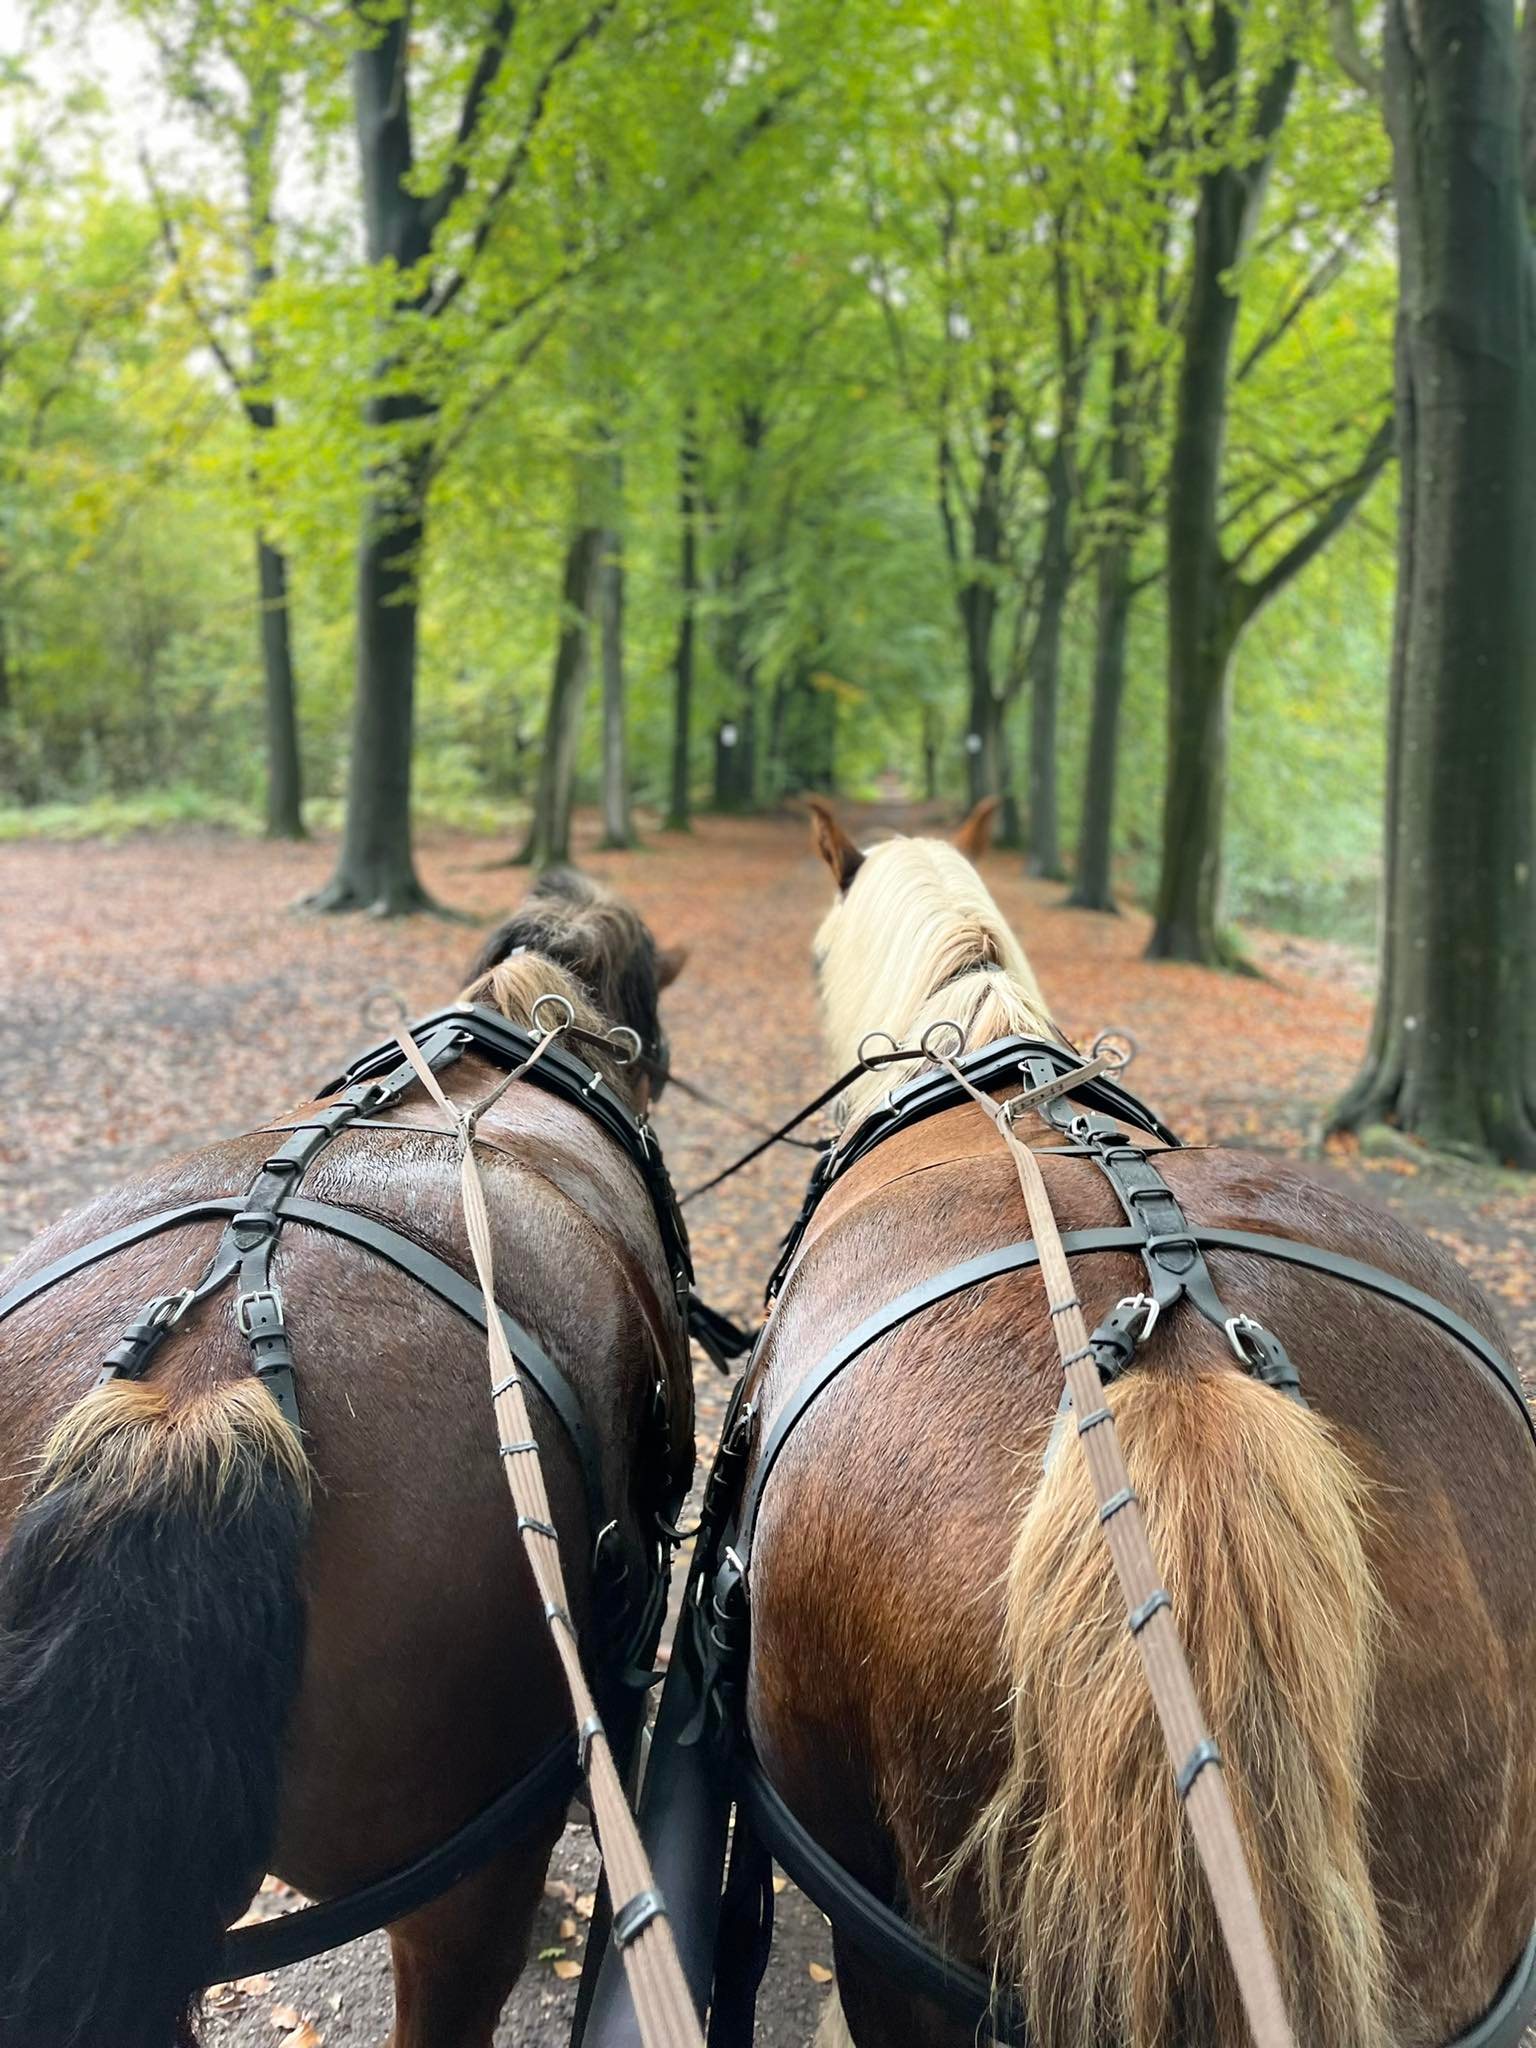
[1,0,1401,940]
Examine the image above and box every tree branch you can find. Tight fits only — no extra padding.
[141,148,249,402]
[1329,0,1384,98]
[1236,411,1395,618]
[422,1,518,238]
[427,0,619,319]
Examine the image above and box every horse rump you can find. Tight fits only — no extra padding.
[0,1376,310,2048]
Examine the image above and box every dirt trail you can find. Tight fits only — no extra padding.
[3,808,1533,2048]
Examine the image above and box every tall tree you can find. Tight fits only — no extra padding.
[1149,4,1394,963]
[136,2,310,838]
[665,420,700,832]
[518,506,603,867]
[1070,332,1147,912]
[598,452,633,850]
[1331,0,1536,1160]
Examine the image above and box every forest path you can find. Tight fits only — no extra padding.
[3,809,1534,2048]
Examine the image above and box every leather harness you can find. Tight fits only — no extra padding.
[580,1035,1536,2048]
[0,1003,735,1982]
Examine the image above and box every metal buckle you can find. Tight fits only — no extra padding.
[236,1286,285,1336]
[856,1029,900,1068]
[1118,1292,1160,1341]
[1225,1313,1262,1363]
[147,1289,195,1329]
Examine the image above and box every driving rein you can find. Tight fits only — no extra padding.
[0,1002,744,1983]
[583,1033,1536,2048]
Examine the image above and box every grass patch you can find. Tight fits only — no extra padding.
[0,787,262,842]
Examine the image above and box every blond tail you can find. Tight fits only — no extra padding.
[0,1379,310,2048]
[961,1368,1388,2048]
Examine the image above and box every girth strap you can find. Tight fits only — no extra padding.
[213,1732,579,1980]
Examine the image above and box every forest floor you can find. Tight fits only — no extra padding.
[5,804,1536,2048]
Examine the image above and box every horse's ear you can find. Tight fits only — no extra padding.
[953,797,1000,861]
[808,799,865,891]
[656,943,689,990]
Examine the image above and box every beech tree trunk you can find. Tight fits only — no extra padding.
[665,425,700,832]
[1071,338,1142,911]
[1025,434,1074,878]
[1148,18,1297,962]
[951,382,1011,807]
[599,523,633,849]
[1332,0,1536,1162]
[312,14,439,913]
[519,522,603,867]
[256,533,304,839]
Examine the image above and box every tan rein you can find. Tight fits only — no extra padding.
[393,1025,704,2048]
[937,1047,1298,2048]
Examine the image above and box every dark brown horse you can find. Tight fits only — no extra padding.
[0,869,691,2048]
[745,805,1536,2048]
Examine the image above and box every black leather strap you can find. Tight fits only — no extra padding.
[736,1755,1028,2043]
[740,1224,1534,1549]
[764,1035,1178,1302]
[321,1005,695,1311]
[738,1747,1536,2048]
[212,1733,579,1980]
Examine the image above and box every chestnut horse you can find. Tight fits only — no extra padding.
[0,870,691,2048]
[744,805,1536,2048]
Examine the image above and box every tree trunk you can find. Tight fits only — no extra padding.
[315,447,433,913]
[312,13,437,914]
[665,425,700,832]
[519,522,602,867]
[1071,535,1136,912]
[1332,0,1536,1162]
[1148,16,1296,962]
[256,533,304,839]
[922,702,939,804]
[956,381,1011,806]
[1024,436,1074,878]
[598,523,633,849]
[1071,338,1142,913]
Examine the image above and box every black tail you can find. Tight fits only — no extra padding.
[0,1377,309,2048]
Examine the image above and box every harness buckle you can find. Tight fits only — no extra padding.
[1225,1313,1262,1364]
[236,1286,286,1337]
[148,1289,195,1329]
[1119,1292,1160,1341]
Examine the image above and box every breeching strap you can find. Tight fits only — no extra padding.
[392,1027,704,2048]
[937,1049,1298,2048]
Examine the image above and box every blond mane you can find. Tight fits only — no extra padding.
[815,834,1064,1127]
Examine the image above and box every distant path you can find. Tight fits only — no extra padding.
[4,808,1534,2046]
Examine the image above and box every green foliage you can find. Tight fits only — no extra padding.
[0,0,1399,934]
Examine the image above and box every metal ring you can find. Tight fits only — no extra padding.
[1089,1027,1138,1074]
[361,985,409,1031]
[531,993,576,1035]
[857,1029,899,1068]
[919,1018,965,1061]
[605,1025,642,1068]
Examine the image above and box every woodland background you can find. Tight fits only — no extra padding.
[1,0,1529,1157]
